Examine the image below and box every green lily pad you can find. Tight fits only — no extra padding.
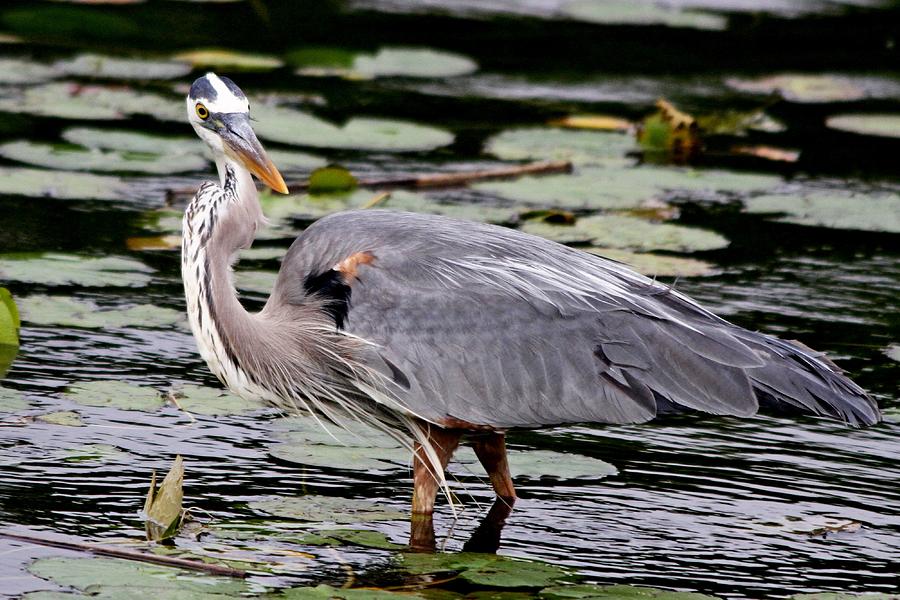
[62,127,203,156]
[506,450,616,480]
[235,269,277,295]
[561,0,726,31]
[541,584,721,600]
[0,343,16,378]
[54,54,191,80]
[309,165,358,194]
[586,248,715,277]
[28,556,248,595]
[281,584,419,600]
[0,386,27,412]
[744,192,900,233]
[725,74,867,103]
[791,595,900,600]
[169,384,265,415]
[400,553,569,588]
[375,190,521,224]
[172,48,284,70]
[2,6,140,42]
[825,114,900,139]
[269,442,411,472]
[0,57,58,84]
[18,295,183,329]
[353,47,477,79]
[314,528,405,550]
[0,166,127,200]
[62,443,127,462]
[484,128,636,167]
[522,215,729,252]
[0,82,182,122]
[64,380,164,411]
[239,246,286,262]
[250,495,405,523]
[252,104,453,152]
[144,455,184,541]
[0,253,153,287]
[885,344,900,362]
[0,140,207,174]
[267,148,327,172]
[36,410,84,426]
[0,287,18,346]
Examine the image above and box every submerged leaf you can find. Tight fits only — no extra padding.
[0,386,27,413]
[168,384,265,416]
[36,410,84,427]
[65,380,164,411]
[144,455,184,541]
[63,443,127,463]
[250,495,405,523]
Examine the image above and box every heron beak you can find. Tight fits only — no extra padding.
[219,113,289,194]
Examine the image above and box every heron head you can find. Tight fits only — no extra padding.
[186,73,288,194]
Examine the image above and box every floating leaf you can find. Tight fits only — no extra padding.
[0,287,19,346]
[282,585,419,600]
[235,269,277,295]
[267,148,327,172]
[270,442,411,473]
[252,104,453,152]
[744,193,900,233]
[54,54,191,80]
[127,235,182,252]
[0,253,153,287]
[376,190,522,223]
[792,594,900,600]
[36,411,84,426]
[725,74,866,103]
[541,584,721,600]
[400,553,569,588]
[0,344,16,378]
[62,127,203,156]
[315,528,405,550]
[484,128,637,167]
[639,99,699,162]
[308,165,358,194]
[64,380,164,411]
[286,46,356,70]
[0,387,27,413]
[63,443,127,463]
[0,57,58,84]
[0,140,207,174]
[561,0,726,31]
[506,450,616,480]
[173,48,284,70]
[352,47,477,79]
[825,114,900,139]
[28,556,248,595]
[549,114,632,132]
[144,455,184,541]
[730,145,799,163]
[586,249,715,277]
[17,295,183,329]
[168,384,265,416]
[0,166,127,200]
[696,109,786,136]
[0,82,182,122]
[250,495,405,523]
[885,344,900,363]
[522,215,729,252]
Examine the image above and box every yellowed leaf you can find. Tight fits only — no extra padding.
[549,114,632,132]
[731,145,800,163]
[126,235,181,251]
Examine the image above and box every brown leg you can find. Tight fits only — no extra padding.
[471,432,517,502]
[412,425,462,515]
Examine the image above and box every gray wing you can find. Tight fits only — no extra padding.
[272,210,880,428]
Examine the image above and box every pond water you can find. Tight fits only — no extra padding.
[0,1,898,599]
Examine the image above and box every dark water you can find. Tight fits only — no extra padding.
[0,1,898,598]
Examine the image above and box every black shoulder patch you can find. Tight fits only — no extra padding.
[189,76,218,101]
[219,76,246,100]
[304,270,351,329]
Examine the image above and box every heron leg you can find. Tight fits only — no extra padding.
[411,426,462,515]
[471,432,517,502]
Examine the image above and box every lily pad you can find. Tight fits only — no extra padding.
[825,114,900,139]
[62,127,203,156]
[249,495,406,523]
[267,148,327,172]
[168,384,265,415]
[375,190,522,223]
[541,584,720,600]
[725,74,866,103]
[0,287,18,346]
[561,0,726,31]
[28,556,248,595]
[235,269,277,295]
[744,192,900,233]
[0,57,58,84]
[54,54,191,80]
[314,528,405,550]
[36,410,84,426]
[269,442,411,472]
[252,104,453,152]
[549,115,632,132]
[0,253,153,287]
[400,553,569,588]
[0,82,182,122]
[0,166,127,200]
[282,585,419,600]
[64,380,164,411]
[173,48,284,70]
[63,443,127,462]
[484,128,637,167]
[0,344,16,378]
[522,215,729,252]
[352,47,477,79]
[0,140,208,174]
[586,248,715,277]
[144,455,184,541]
[309,165,358,194]
[505,450,616,480]
[0,386,27,412]
[792,595,900,600]
[885,344,900,363]
[18,295,183,329]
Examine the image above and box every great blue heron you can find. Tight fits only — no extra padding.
[182,73,880,518]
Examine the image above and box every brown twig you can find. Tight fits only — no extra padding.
[166,160,572,203]
[0,530,247,578]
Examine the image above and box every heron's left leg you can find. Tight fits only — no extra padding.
[471,432,516,502]
[411,425,462,515]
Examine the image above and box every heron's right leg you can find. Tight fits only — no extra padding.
[411,426,462,515]
[471,432,516,503]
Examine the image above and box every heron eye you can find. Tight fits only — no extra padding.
[195,103,209,120]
